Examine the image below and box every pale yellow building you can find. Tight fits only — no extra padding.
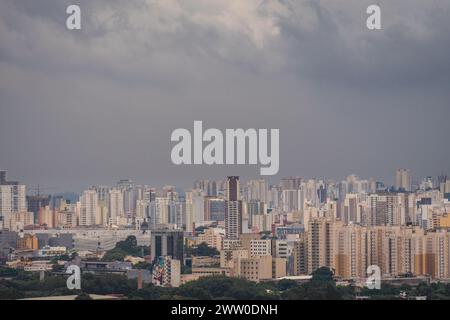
[197,228,223,250]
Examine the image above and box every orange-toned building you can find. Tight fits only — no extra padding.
[17,234,39,250]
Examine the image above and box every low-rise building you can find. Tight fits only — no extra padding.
[17,234,39,250]
[37,246,66,257]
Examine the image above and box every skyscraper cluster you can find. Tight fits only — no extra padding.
[1,169,450,283]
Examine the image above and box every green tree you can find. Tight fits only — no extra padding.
[174,276,279,300]
[102,248,127,261]
[282,267,342,300]
[277,279,298,291]
[187,242,219,257]
[102,235,149,261]
[311,267,334,282]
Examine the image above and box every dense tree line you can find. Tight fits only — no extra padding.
[185,242,219,257]
[2,265,450,300]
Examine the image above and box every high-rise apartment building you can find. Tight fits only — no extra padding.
[246,179,267,203]
[367,193,402,226]
[396,169,411,192]
[225,176,242,240]
[108,189,124,226]
[281,177,302,190]
[204,197,225,222]
[79,190,99,226]
[343,193,361,224]
[293,234,308,275]
[185,189,204,226]
[307,217,335,274]
[194,180,218,197]
[0,184,26,220]
[332,224,432,279]
[334,223,368,279]
[282,189,304,213]
[26,194,51,225]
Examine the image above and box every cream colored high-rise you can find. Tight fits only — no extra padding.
[420,231,450,279]
[331,224,450,280]
[108,189,124,226]
[396,169,411,192]
[80,190,99,226]
[343,193,361,224]
[246,179,267,203]
[0,184,26,218]
[307,217,335,274]
[334,223,368,279]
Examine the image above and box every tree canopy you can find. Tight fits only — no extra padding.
[102,236,149,261]
[185,242,219,257]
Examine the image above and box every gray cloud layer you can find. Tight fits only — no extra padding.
[1,0,449,192]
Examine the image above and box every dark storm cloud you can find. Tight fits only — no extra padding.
[0,0,449,192]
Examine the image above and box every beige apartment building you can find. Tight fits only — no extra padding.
[419,231,450,279]
[307,217,336,274]
[292,234,308,275]
[334,224,368,279]
[332,222,450,280]
[249,239,272,257]
[197,228,223,251]
[232,255,286,283]
[272,257,287,279]
[218,232,287,282]
[233,255,272,282]
[3,211,34,230]
[220,248,248,268]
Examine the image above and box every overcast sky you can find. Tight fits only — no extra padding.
[1,0,449,192]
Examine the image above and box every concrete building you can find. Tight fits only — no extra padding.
[220,248,248,268]
[108,189,124,226]
[3,211,34,231]
[396,169,411,192]
[233,255,272,283]
[225,176,242,240]
[26,194,51,225]
[0,184,26,220]
[246,179,267,203]
[197,228,223,251]
[152,256,181,287]
[37,245,66,257]
[79,190,99,226]
[307,217,335,274]
[150,226,184,262]
[17,234,39,250]
[292,235,308,275]
[204,197,226,222]
[249,239,271,257]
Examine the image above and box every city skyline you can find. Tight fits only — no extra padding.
[2,168,450,300]
[0,168,447,196]
[2,168,450,231]
[2,0,450,304]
